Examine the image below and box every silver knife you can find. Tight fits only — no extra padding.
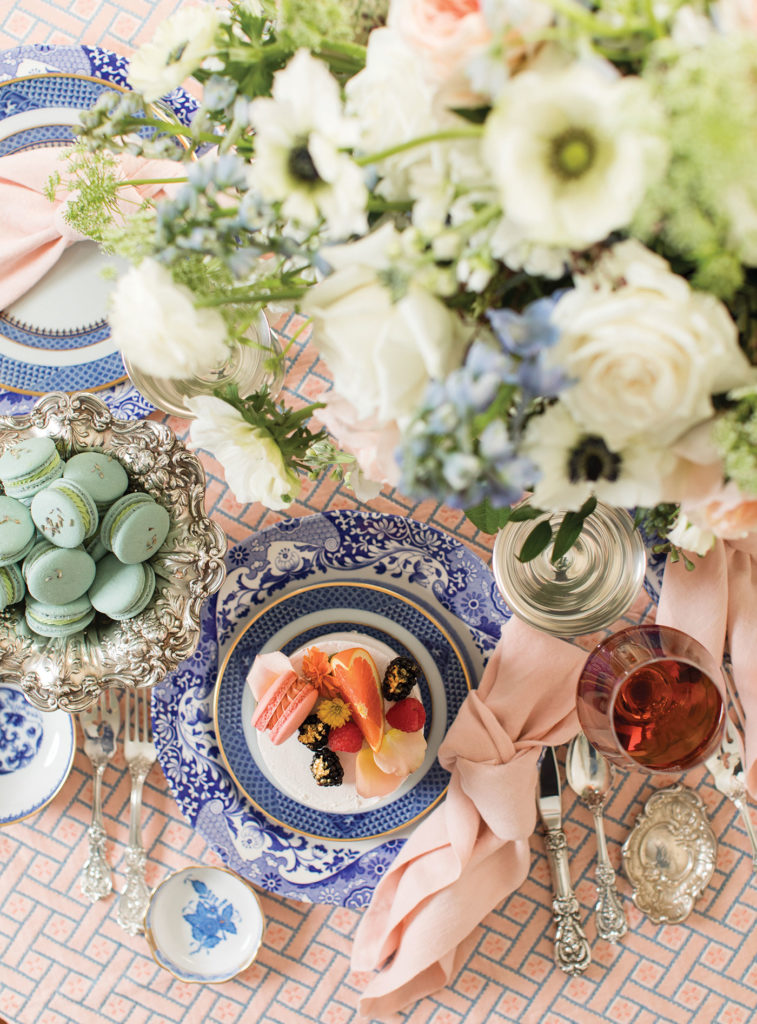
[536,746,591,975]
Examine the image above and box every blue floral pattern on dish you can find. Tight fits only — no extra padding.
[182,877,240,953]
[0,687,43,774]
[0,44,197,417]
[152,511,506,905]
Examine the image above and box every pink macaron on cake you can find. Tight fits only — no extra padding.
[248,653,318,745]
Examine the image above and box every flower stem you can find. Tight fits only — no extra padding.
[355,127,484,166]
[197,287,305,307]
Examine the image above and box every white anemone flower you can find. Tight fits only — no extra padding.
[109,258,230,380]
[187,395,301,511]
[521,402,673,512]
[482,61,668,250]
[248,50,368,239]
[128,6,225,101]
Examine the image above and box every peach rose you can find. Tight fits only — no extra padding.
[685,482,757,541]
[388,0,490,80]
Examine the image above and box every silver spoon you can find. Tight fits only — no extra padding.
[566,732,628,942]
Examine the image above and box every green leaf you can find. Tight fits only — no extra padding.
[509,503,545,522]
[550,496,597,563]
[517,520,553,562]
[464,499,512,535]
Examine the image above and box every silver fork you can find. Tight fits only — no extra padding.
[116,687,157,934]
[79,689,120,901]
[705,715,757,872]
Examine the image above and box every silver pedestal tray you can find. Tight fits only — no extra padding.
[0,392,227,712]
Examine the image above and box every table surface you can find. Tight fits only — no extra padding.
[1,5,756,1024]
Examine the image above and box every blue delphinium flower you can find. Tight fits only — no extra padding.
[397,337,537,510]
[487,295,569,401]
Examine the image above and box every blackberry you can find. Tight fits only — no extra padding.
[310,748,344,787]
[298,714,330,750]
[382,656,419,701]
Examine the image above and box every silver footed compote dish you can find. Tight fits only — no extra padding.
[492,501,646,637]
[0,392,227,711]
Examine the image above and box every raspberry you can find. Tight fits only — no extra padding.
[328,720,364,753]
[386,697,426,733]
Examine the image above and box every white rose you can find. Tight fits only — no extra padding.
[302,226,468,427]
[187,396,300,511]
[128,6,224,101]
[550,240,756,449]
[665,513,715,557]
[109,258,230,379]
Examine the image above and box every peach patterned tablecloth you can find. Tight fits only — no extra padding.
[0,5,756,1024]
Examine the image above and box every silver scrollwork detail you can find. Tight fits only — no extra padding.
[0,392,227,711]
[594,863,628,943]
[117,846,150,936]
[81,822,112,902]
[552,896,592,975]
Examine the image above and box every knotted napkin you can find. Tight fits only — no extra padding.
[351,614,587,1019]
[656,535,757,795]
[0,148,183,310]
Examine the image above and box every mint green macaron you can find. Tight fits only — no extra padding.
[0,495,36,566]
[63,452,129,512]
[0,436,63,504]
[25,594,95,638]
[30,478,99,549]
[23,540,96,605]
[100,492,170,564]
[0,563,25,610]
[89,554,156,620]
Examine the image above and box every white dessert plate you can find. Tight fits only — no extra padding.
[0,682,75,825]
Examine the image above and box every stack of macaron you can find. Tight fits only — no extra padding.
[0,439,171,639]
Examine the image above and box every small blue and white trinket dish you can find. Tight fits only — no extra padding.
[0,683,75,826]
[144,866,265,983]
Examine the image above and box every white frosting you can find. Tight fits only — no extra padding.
[254,632,423,815]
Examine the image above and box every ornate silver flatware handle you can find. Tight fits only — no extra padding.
[81,762,112,902]
[116,761,151,935]
[544,828,592,975]
[592,810,628,942]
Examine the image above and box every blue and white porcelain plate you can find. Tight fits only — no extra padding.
[0,44,196,419]
[0,682,75,825]
[152,511,508,906]
[215,582,472,841]
[145,865,265,983]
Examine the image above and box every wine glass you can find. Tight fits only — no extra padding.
[576,624,726,774]
[491,501,646,637]
[123,310,284,417]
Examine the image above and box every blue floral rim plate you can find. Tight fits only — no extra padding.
[214,580,472,842]
[0,683,75,825]
[0,44,196,419]
[145,865,265,983]
[152,510,508,906]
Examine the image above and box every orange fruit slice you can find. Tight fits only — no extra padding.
[329,647,385,751]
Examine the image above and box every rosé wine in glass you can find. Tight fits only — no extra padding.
[576,625,725,773]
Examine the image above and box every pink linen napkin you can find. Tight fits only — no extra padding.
[351,614,587,1019]
[0,147,183,310]
[656,535,757,795]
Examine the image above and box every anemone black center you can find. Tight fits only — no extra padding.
[288,144,321,184]
[568,435,621,483]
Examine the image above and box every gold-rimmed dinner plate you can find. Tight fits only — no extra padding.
[213,581,472,842]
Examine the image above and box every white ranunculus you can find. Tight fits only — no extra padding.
[186,396,300,511]
[128,7,224,101]
[345,28,450,200]
[302,225,468,428]
[109,258,230,379]
[522,401,673,512]
[665,513,715,557]
[549,240,756,449]
[482,61,668,249]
